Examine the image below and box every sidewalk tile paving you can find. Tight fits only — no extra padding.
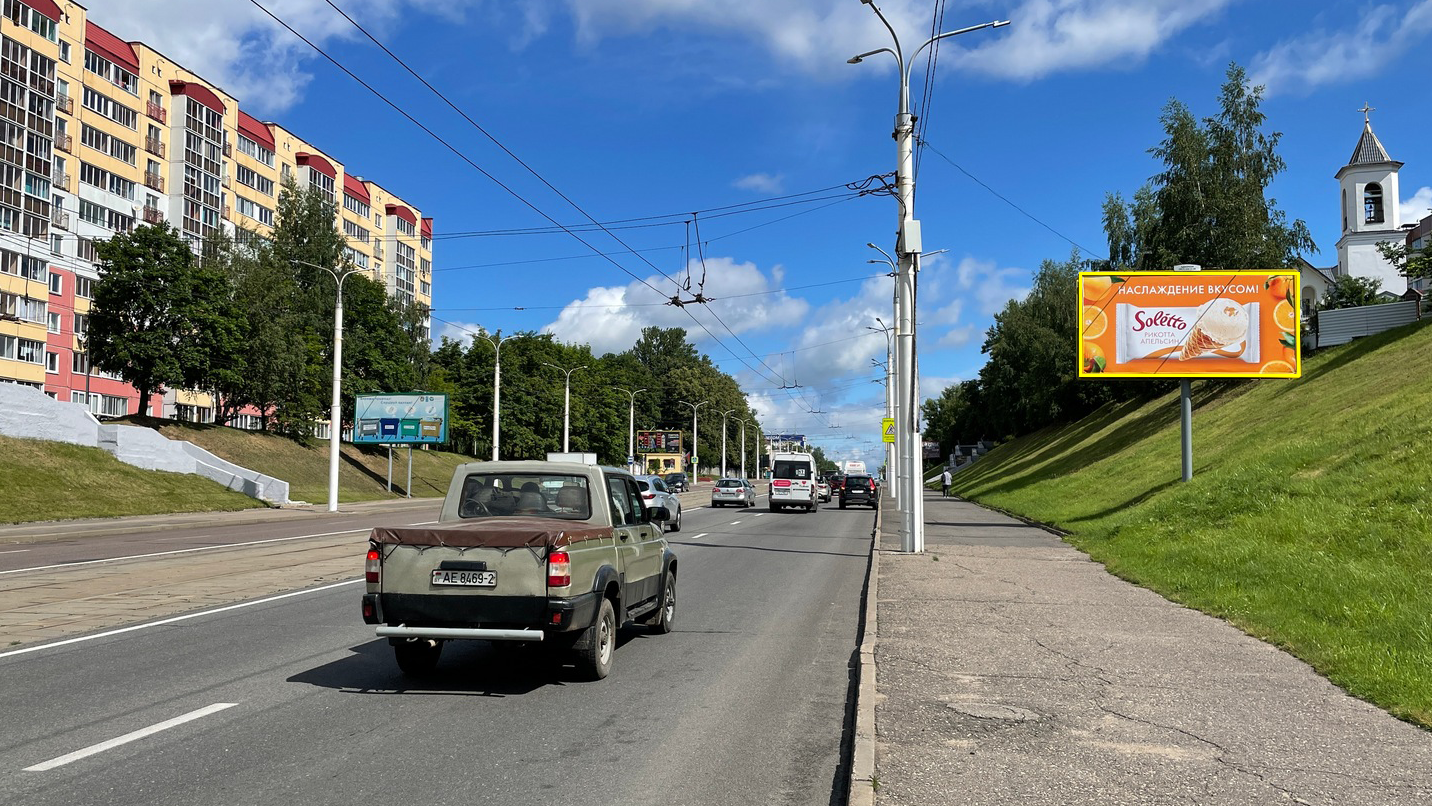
[871,492,1432,805]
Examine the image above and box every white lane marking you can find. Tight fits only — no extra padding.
[0,519,436,577]
[0,549,31,554]
[154,534,216,543]
[753,513,765,517]
[689,533,708,540]
[730,521,742,525]
[0,579,363,660]
[24,702,238,771]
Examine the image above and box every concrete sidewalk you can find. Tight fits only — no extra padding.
[864,493,1432,805]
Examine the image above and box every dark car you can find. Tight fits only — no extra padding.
[838,474,878,509]
[664,472,689,493]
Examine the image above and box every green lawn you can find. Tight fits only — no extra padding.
[0,435,262,523]
[148,420,474,504]
[951,319,1432,727]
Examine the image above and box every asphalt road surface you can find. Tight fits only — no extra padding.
[0,498,875,806]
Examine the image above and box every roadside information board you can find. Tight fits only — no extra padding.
[354,394,448,444]
[636,430,682,454]
[1077,271,1301,379]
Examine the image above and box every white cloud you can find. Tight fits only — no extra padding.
[1402,186,1432,225]
[542,256,809,356]
[555,0,1231,82]
[432,319,482,348]
[1249,1,1432,96]
[733,172,785,193]
[936,325,980,349]
[89,0,480,115]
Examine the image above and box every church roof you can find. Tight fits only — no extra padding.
[1349,120,1393,165]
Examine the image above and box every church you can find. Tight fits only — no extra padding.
[1300,109,1429,312]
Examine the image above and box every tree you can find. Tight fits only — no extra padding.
[1376,239,1432,283]
[1320,275,1385,310]
[88,222,240,417]
[1103,63,1316,272]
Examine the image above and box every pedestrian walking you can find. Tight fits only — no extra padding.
[941,468,952,497]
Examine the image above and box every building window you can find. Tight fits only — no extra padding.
[1,335,46,364]
[308,170,335,204]
[48,271,61,294]
[342,218,369,243]
[1364,183,1384,224]
[235,195,273,226]
[71,351,87,374]
[395,216,415,237]
[235,165,274,196]
[74,275,92,299]
[46,311,59,332]
[84,48,138,95]
[58,40,70,63]
[73,312,87,337]
[236,134,274,167]
[81,86,137,129]
[343,193,370,218]
[45,350,58,373]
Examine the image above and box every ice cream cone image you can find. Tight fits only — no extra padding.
[1180,298,1248,360]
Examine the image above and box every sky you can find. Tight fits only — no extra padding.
[88,0,1432,466]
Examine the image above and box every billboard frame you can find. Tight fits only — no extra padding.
[353,393,450,445]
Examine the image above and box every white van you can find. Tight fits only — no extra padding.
[769,452,819,512]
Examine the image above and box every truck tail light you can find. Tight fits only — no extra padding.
[548,550,571,588]
[365,547,381,584]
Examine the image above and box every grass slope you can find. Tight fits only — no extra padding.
[951,319,1432,727]
[146,420,473,504]
[0,435,262,523]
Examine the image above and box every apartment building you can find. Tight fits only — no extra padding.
[0,0,434,422]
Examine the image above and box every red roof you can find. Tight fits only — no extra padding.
[421,217,433,238]
[237,111,274,151]
[26,0,61,22]
[343,174,370,204]
[85,22,140,73]
[169,80,226,114]
[386,204,417,227]
[296,152,337,179]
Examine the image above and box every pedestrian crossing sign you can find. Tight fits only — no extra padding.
[881,418,895,443]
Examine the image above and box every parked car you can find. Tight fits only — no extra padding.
[711,477,756,507]
[636,475,683,532]
[815,477,832,502]
[838,474,878,509]
[664,472,689,493]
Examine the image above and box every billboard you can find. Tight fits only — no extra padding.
[636,430,682,454]
[1077,271,1301,379]
[354,394,448,444]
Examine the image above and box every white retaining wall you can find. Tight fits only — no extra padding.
[0,384,289,504]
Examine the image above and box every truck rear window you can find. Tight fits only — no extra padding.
[773,461,812,480]
[458,473,591,520]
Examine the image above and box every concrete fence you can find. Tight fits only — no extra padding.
[0,384,289,505]
[1312,299,1422,349]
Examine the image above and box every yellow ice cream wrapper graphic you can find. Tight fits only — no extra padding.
[1115,299,1260,364]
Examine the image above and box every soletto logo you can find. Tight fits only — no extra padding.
[1131,310,1189,332]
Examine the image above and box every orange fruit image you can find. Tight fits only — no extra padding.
[1260,360,1295,375]
[1081,305,1108,339]
[1082,341,1105,373]
[1266,275,1291,300]
[1282,346,1297,364]
[1083,276,1112,303]
[1273,299,1296,332]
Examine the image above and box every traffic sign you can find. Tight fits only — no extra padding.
[881,418,895,443]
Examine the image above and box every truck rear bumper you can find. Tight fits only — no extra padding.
[377,625,546,642]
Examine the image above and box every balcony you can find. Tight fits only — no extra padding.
[222,141,232,158]
[146,101,166,123]
[56,95,73,115]
[52,170,68,190]
[222,204,231,220]
[144,136,165,158]
[143,171,164,193]
[50,209,68,229]
[221,173,230,188]
[142,206,163,224]
[55,132,71,152]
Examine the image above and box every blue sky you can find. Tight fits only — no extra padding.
[97,0,1432,465]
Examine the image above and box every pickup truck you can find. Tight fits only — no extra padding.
[361,460,678,680]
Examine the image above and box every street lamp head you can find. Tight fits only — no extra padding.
[846,55,863,64]
[866,242,877,249]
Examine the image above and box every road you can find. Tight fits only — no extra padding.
[0,497,875,806]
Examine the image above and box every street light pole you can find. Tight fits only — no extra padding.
[720,409,737,478]
[476,333,511,461]
[678,400,708,479]
[616,387,647,473]
[543,363,586,453]
[293,259,356,513]
[851,6,1008,553]
[868,318,895,496]
[867,252,901,511]
[738,418,749,479]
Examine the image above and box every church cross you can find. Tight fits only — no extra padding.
[1360,102,1375,122]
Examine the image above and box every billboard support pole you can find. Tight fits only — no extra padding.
[407,446,413,499]
[386,446,392,492]
[1180,380,1193,482]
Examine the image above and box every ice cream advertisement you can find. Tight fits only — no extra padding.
[1078,272,1301,379]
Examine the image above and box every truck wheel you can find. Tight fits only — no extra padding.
[574,598,616,680]
[394,639,442,676]
[839,500,847,509]
[649,572,676,634]
[769,503,778,512]
[668,504,682,533]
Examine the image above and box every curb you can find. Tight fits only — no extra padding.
[848,500,881,805]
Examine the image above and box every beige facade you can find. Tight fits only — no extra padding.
[1,0,434,418]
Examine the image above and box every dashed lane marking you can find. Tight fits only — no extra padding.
[24,702,239,771]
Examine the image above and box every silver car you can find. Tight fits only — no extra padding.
[711,477,756,508]
[635,475,683,532]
